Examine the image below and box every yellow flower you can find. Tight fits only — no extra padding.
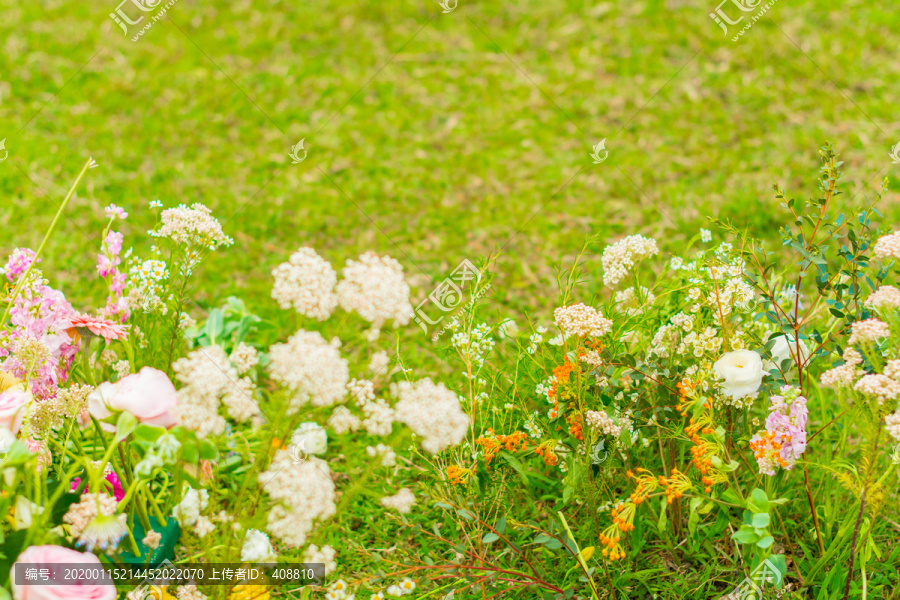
[230,584,270,600]
[0,371,23,393]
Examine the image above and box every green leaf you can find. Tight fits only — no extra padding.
[133,424,166,442]
[756,535,775,549]
[563,484,575,505]
[181,441,199,464]
[542,538,563,550]
[766,554,787,587]
[751,513,771,528]
[198,439,219,461]
[482,533,499,544]
[657,496,667,535]
[205,309,224,343]
[499,451,530,485]
[115,411,139,442]
[732,527,759,544]
[495,516,506,535]
[457,509,475,521]
[747,488,770,513]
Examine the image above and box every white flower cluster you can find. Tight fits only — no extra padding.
[302,544,337,575]
[820,348,863,388]
[450,323,495,370]
[268,330,349,409]
[526,327,545,354]
[366,443,397,466]
[553,303,612,339]
[348,378,376,404]
[271,247,338,320]
[874,231,900,260]
[126,259,169,314]
[221,376,261,423]
[328,405,361,434]
[173,345,260,435]
[677,325,722,358]
[886,411,900,442]
[380,487,416,514]
[866,285,900,310]
[614,287,656,315]
[386,579,416,597]
[336,252,412,335]
[853,374,900,403]
[392,379,468,454]
[172,485,209,527]
[154,203,234,249]
[229,342,259,375]
[648,324,680,358]
[847,318,890,345]
[705,264,754,315]
[260,450,336,548]
[585,409,621,437]
[601,235,659,287]
[361,398,394,436]
[241,529,276,562]
[369,350,391,376]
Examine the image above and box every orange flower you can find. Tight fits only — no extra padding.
[447,465,472,486]
[565,412,584,441]
[534,441,559,466]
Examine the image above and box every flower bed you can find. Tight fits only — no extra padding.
[1,146,899,600]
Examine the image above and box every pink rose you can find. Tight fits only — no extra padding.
[11,545,116,600]
[0,389,31,434]
[88,367,178,431]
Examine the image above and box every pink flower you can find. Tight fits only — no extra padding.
[87,367,178,431]
[0,389,31,434]
[104,204,128,220]
[11,545,116,600]
[71,471,125,502]
[96,255,114,278]
[23,438,51,472]
[104,232,123,256]
[750,391,808,476]
[4,249,38,283]
[67,315,128,343]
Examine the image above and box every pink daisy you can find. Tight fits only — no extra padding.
[68,314,128,342]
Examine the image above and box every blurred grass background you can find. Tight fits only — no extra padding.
[1,0,899,326]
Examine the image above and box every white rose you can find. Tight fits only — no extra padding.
[764,335,809,372]
[291,422,328,455]
[713,350,764,400]
[241,529,276,562]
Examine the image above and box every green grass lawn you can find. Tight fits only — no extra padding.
[1,0,899,324]
[3,3,900,597]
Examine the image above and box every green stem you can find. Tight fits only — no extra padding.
[1,157,95,325]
